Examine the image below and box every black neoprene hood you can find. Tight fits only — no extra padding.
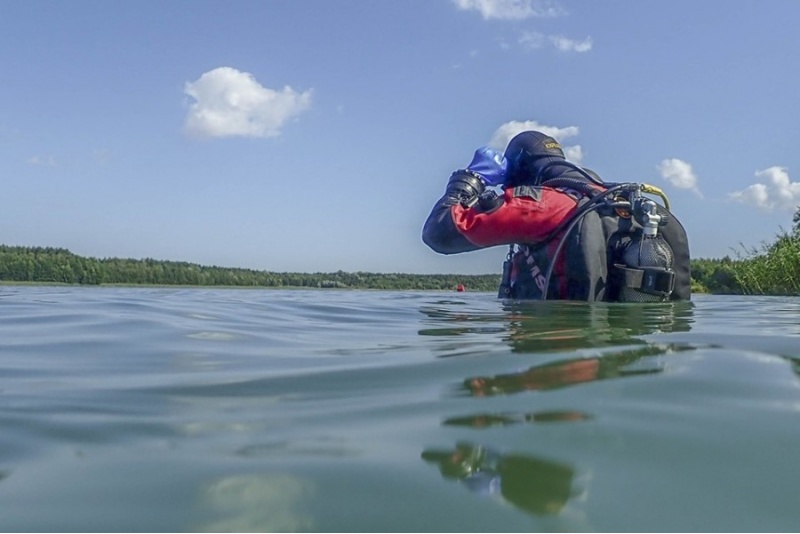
[503,131,566,186]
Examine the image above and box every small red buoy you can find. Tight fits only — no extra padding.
[456,284,466,292]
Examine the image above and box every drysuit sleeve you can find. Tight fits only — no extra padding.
[422,171,486,254]
[422,184,579,254]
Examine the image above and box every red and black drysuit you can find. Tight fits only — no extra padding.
[422,168,692,301]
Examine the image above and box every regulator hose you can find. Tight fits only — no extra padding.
[535,182,637,251]
[640,183,671,211]
[538,182,639,300]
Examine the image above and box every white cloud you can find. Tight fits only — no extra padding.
[184,67,312,139]
[729,166,800,212]
[563,145,584,163]
[488,120,582,163]
[550,35,593,53]
[519,32,593,54]
[489,120,579,148]
[657,158,702,196]
[452,0,565,20]
[452,1,589,54]
[730,183,769,210]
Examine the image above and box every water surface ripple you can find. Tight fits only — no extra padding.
[1,287,800,531]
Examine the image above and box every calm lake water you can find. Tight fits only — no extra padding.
[2,286,800,532]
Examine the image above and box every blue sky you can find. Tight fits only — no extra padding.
[2,0,800,274]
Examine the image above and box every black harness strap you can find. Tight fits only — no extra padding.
[611,264,676,297]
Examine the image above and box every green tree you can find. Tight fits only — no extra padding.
[793,205,800,235]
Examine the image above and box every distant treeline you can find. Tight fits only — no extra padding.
[0,245,500,291]
[691,221,800,295]
[2,233,800,295]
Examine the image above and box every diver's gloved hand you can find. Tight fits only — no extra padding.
[445,170,485,208]
[466,146,508,186]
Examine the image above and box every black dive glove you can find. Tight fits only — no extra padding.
[445,170,486,208]
[443,146,507,207]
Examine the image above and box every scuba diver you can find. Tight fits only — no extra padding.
[422,131,691,301]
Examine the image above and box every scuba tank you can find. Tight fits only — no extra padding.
[617,196,675,302]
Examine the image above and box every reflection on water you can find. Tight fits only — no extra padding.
[464,344,693,397]
[422,443,579,517]
[504,300,694,353]
[419,299,695,354]
[194,473,314,533]
[420,300,697,523]
[442,410,592,428]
